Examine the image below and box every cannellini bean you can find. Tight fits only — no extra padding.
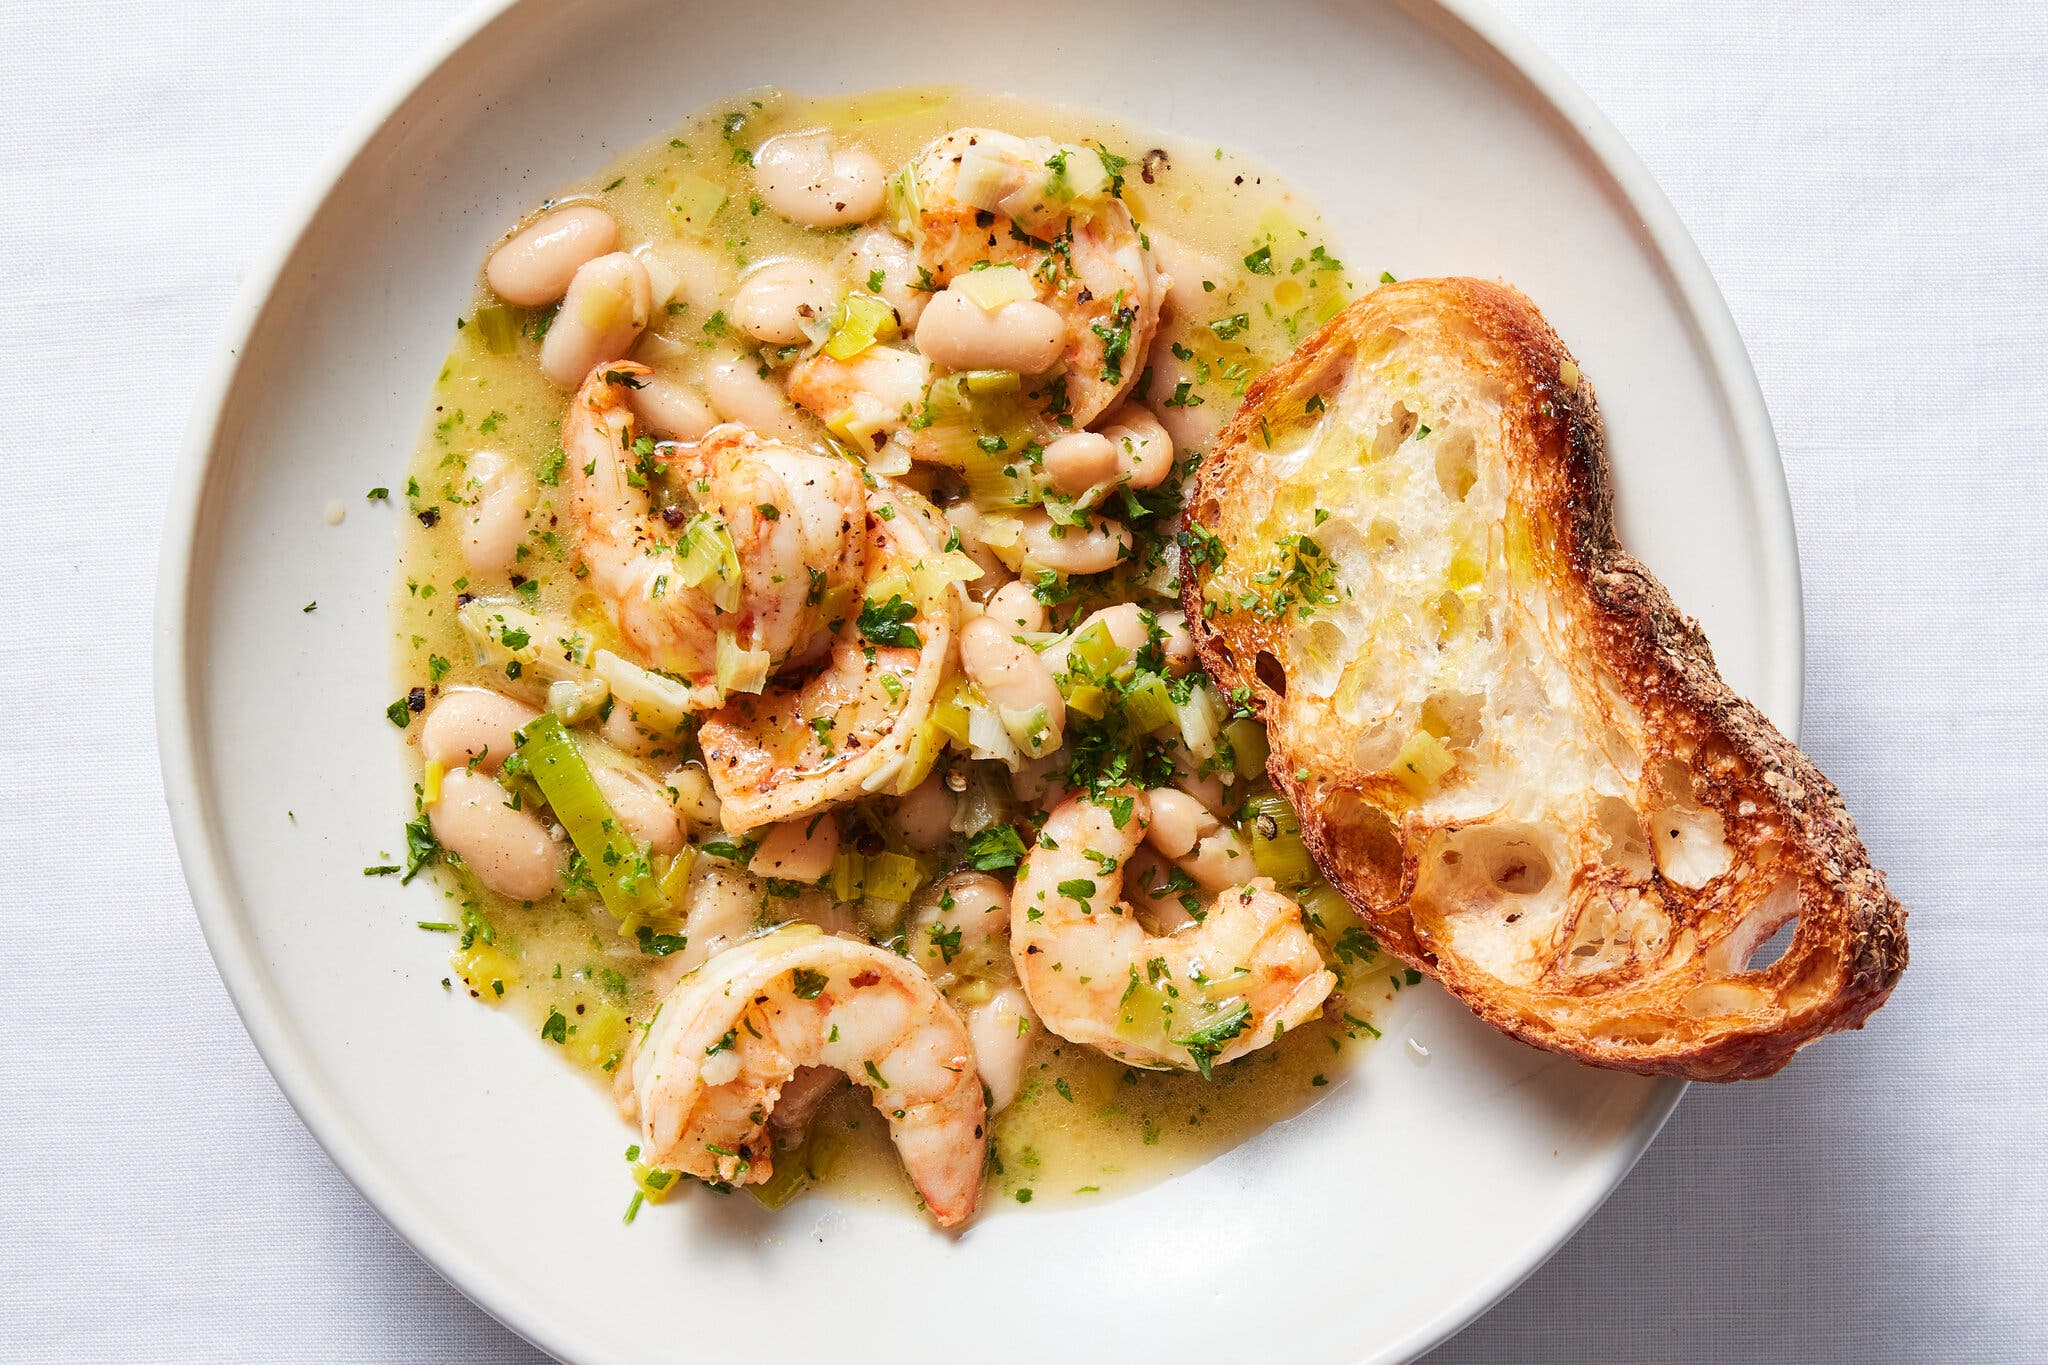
[486,205,617,307]
[753,132,886,228]
[1143,332,1226,451]
[540,252,651,390]
[592,764,683,855]
[1143,229,1228,319]
[729,258,838,345]
[960,615,1065,728]
[460,450,536,577]
[664,764,722,833]
[1097,406,1175,489]
[601,702,670,757]
[421,689,538,773]
[429,769,564,901]
[703,354,811,444]
[1169,741,1230,815]
[893,775,958,852]
[1144,787,1213,860]
[983,580,1046,633]
[1017,508,1133,576]
[846,227,928,327]
[1010,753,1070,812]
[1040,431,1118,496]
[1156,609,1195,675]
[749,814,841,883]
[628,375,717,441]
[914,289,1065,373]
[967,984,1038,1112]
[1180,826,1252,892]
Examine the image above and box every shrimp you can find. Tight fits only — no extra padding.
[786,343,931,455]
[698,483,961,831]
[908,129,1165,427]
[1011,789,1336,1074]
[630,925,987,1226]
[565,360,866,686]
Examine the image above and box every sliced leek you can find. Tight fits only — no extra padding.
[514,712,660,924]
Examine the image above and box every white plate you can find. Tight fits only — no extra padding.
[155,0,1800,1360]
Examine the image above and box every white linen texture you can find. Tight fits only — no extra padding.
[0,0,2040,1361]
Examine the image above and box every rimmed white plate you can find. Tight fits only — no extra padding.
[155,0,1799,1360]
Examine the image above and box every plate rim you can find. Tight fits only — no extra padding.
[152,0,1802,1359]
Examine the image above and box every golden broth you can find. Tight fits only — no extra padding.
[388,85,1403,1221]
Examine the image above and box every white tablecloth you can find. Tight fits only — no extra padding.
[3,1,2041,1359]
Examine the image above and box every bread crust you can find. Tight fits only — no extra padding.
[1181,277,1906,1081]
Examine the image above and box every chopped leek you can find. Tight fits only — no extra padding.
[1244,789,1315,887]
[893,717,946,795]
[458,598,589,683]
[1175,682,1224,761]
[565,1002,629,1071]
[452,942,519,1000]
[931,679,972,746]
[632,1161,684,1202]
[515,712,660,924]
[954,265,1036,312]
[1063,682,1109,719]
[830,849,867,903]
[593,649,702,731]
[1068,618,1130,678]
[1390,731,1455,797]
[823,293,899,360]
[657,845,697,906]
[422,759,445,807]
[547,675,610,724]
[474,304,520,354]
[748,1132,816,1210]
[998,703,1058,758]
[1222,716,1270,778]
[714,630,770,695]
[667,173,726,235]
[883,161,921,238]
[864,850,923,903]
[1123,672,1178,735]
[673,514,742,614]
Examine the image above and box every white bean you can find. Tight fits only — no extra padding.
[942,502,1008,581]
[1125,846,1198,932]
[846,228,927,327]
[1042,602,1151,676]
[1097,405,1175,489]
[1156,609,1195,675]
[1143,229,1227,319]
[429,769,564,901]
[703,353,811,444]
[592,764,683,855]
[753,132,886,228]
[914,288,1065,373]
[1144,787,1214,860]
[421,689,538,773]
[893,775,958,852]
[1040,431,1118,496]
[983,580,1046,633]
[1016,508,1134,576]
[966,985,1037,1112]
[486,205,617,307]
[663,764,722,833]
[459,450,536,577]
[960,615,1065,728]
[540,252,651,390]
[1143,332,1226,451]
[601,702,669,757]
[729,258,838,345]
[628,375,717,441]
[1179,827,1252,892]
[748,813,841,883]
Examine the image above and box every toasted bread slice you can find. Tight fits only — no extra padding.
[1180,278,1905,1080]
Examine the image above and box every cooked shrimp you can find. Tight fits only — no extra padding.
[786,344,931,454]
[908,129,1164,427]
[565,360,866,685]
[631,926,986,1226]
[699,483,960,831]
[1011,789,1335,1073]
